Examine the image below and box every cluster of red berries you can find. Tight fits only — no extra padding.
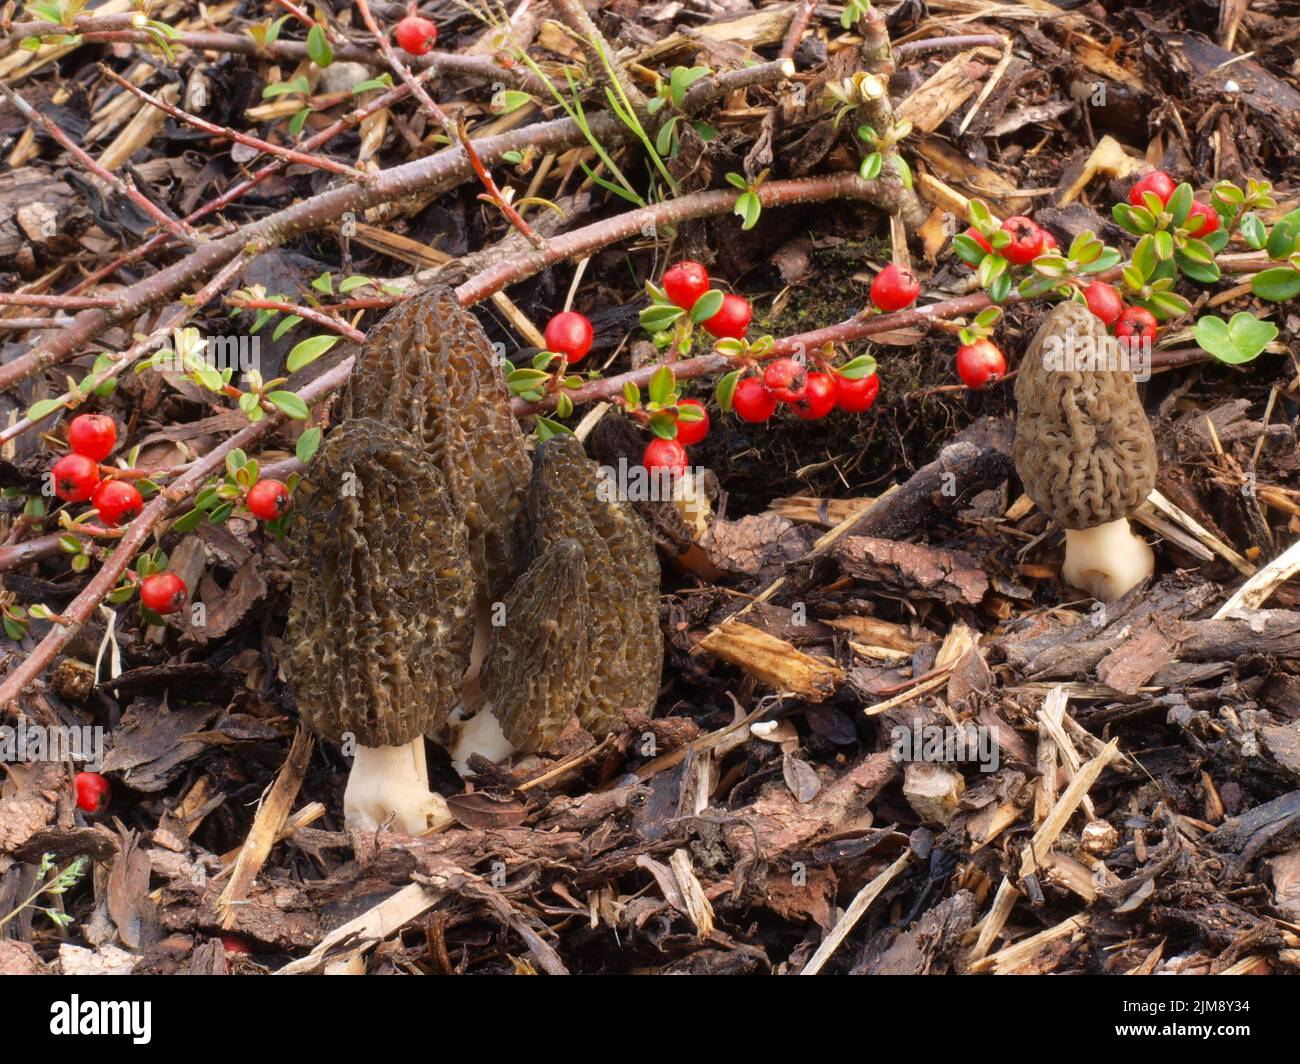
[1081,280,1157,344]
[642,398,710,475]
[730,358,880,424]
[52,414,143,527]
[638,261,751,474]
[1129,170,1219,237]
[661,260,753,339]
[48,415,291,619]
[1073,168,1217,346]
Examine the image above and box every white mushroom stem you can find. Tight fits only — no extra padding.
[448,701,516,775]
[1062,518,1154,602]
[444,591,516,775]
[343,738,449,834]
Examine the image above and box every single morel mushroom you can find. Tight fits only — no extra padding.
[286,419,474,832]
[528,436,662,735]
[1014,301,1158,601]
[479,538,592,753]
[341,284,530,599]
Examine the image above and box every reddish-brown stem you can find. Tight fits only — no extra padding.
[0,82,192,245]
[101,68,369,182]
[353,0,545,249]
[780,0,817,61]
[227,298,367,342]
[458,172,881,307]
[893,35,1009,57]
[0,293,116,309]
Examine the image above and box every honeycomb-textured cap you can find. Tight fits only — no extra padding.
[286,418,475,747]
[528,436,662,736]
[1013,300,1157,530]
[340,286,530,598]
[481,538,592,751]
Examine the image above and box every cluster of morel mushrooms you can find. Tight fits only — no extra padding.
[284,286,662,833]
[284,289,1158,833]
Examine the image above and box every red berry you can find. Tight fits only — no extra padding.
[221,935,252,955]
[956,340,1007,390]
[763,357,807,403]
[141,572,187,616]
[1128,170,1176,208]
[673,399,710,446]
[702,293,751,340]
[870,263,921,312]
[999,216,1047,266]
[544,311,593,364]
[90,479,142,527]
[1185,200,1220,237]
[394,15,437,55]
[792,372,839,420]
[74,771,110,814]
[731,377,778,423]
[836,372,880,413]
[1041,230,1058,251]
[662,261,710,310]
[1082,281,1125,326]
[52,453,100,502]
[1115,306,1158,344]
[246,479,292,521]
[643,437,688,476]
[67,413,117,461]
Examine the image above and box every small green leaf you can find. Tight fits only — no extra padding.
[272,314,302,341]
[837,355,877,380]
[171,508,204,534]
[640,304,685,331]
[534,416,573,442]
[1194,312,1277,365]
[649,410,678,439]
[286,334,340,373]
[689,289,724,324]
[1252,267,1300,303]
[623,382,641,408]
[307,24,333,67]
[267,391,309,419]
[1240,213,1267,250]
[858,152,883,181]
[1174,253,1220,285]
[736,191,762,231]
[26,397,64,422]
[952,234,987,266]
[296,427,322,464]
[1178,237,1214,266]
[893,154,912,190]
[1166,183,1193,227]
[714,369,742,412]
[648,364,676,406]
[1133,235,1158,279]
[1266,209,1300,259]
